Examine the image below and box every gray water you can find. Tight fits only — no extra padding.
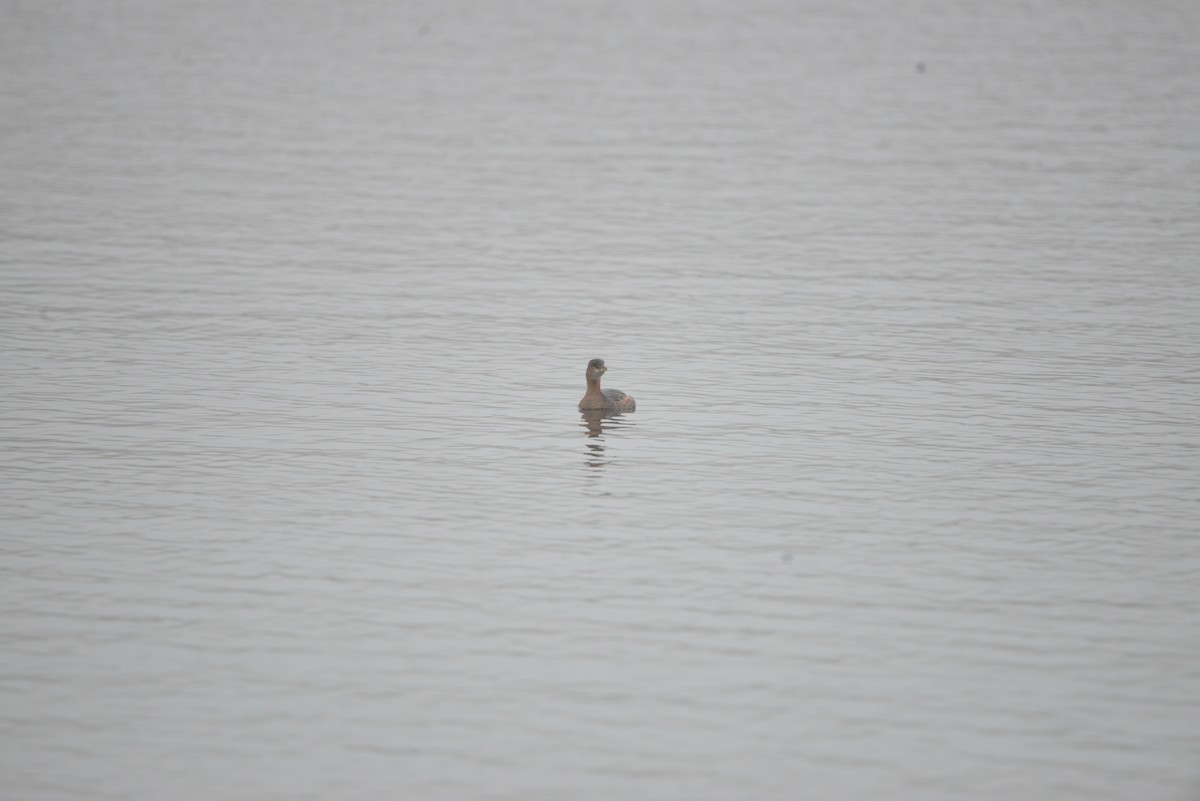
[3,1,1199,799]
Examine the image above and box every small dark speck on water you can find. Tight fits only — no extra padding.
[419,24,430,36]
[916,61,926,73]
[780,551,793,564]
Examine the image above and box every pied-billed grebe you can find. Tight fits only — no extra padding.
[579,358,636,412]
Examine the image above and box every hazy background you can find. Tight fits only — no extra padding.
[2,1,1198,799]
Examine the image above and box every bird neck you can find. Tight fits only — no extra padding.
[582,376,605,404]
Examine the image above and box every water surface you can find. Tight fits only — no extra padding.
[2,1,1199,799]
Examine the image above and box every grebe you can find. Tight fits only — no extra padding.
[578,358,636,413]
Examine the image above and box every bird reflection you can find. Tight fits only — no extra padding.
[579,409,633,473]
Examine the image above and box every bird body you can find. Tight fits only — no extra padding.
[578,358,636,413]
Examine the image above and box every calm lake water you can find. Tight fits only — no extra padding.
[3,1,1199,799]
